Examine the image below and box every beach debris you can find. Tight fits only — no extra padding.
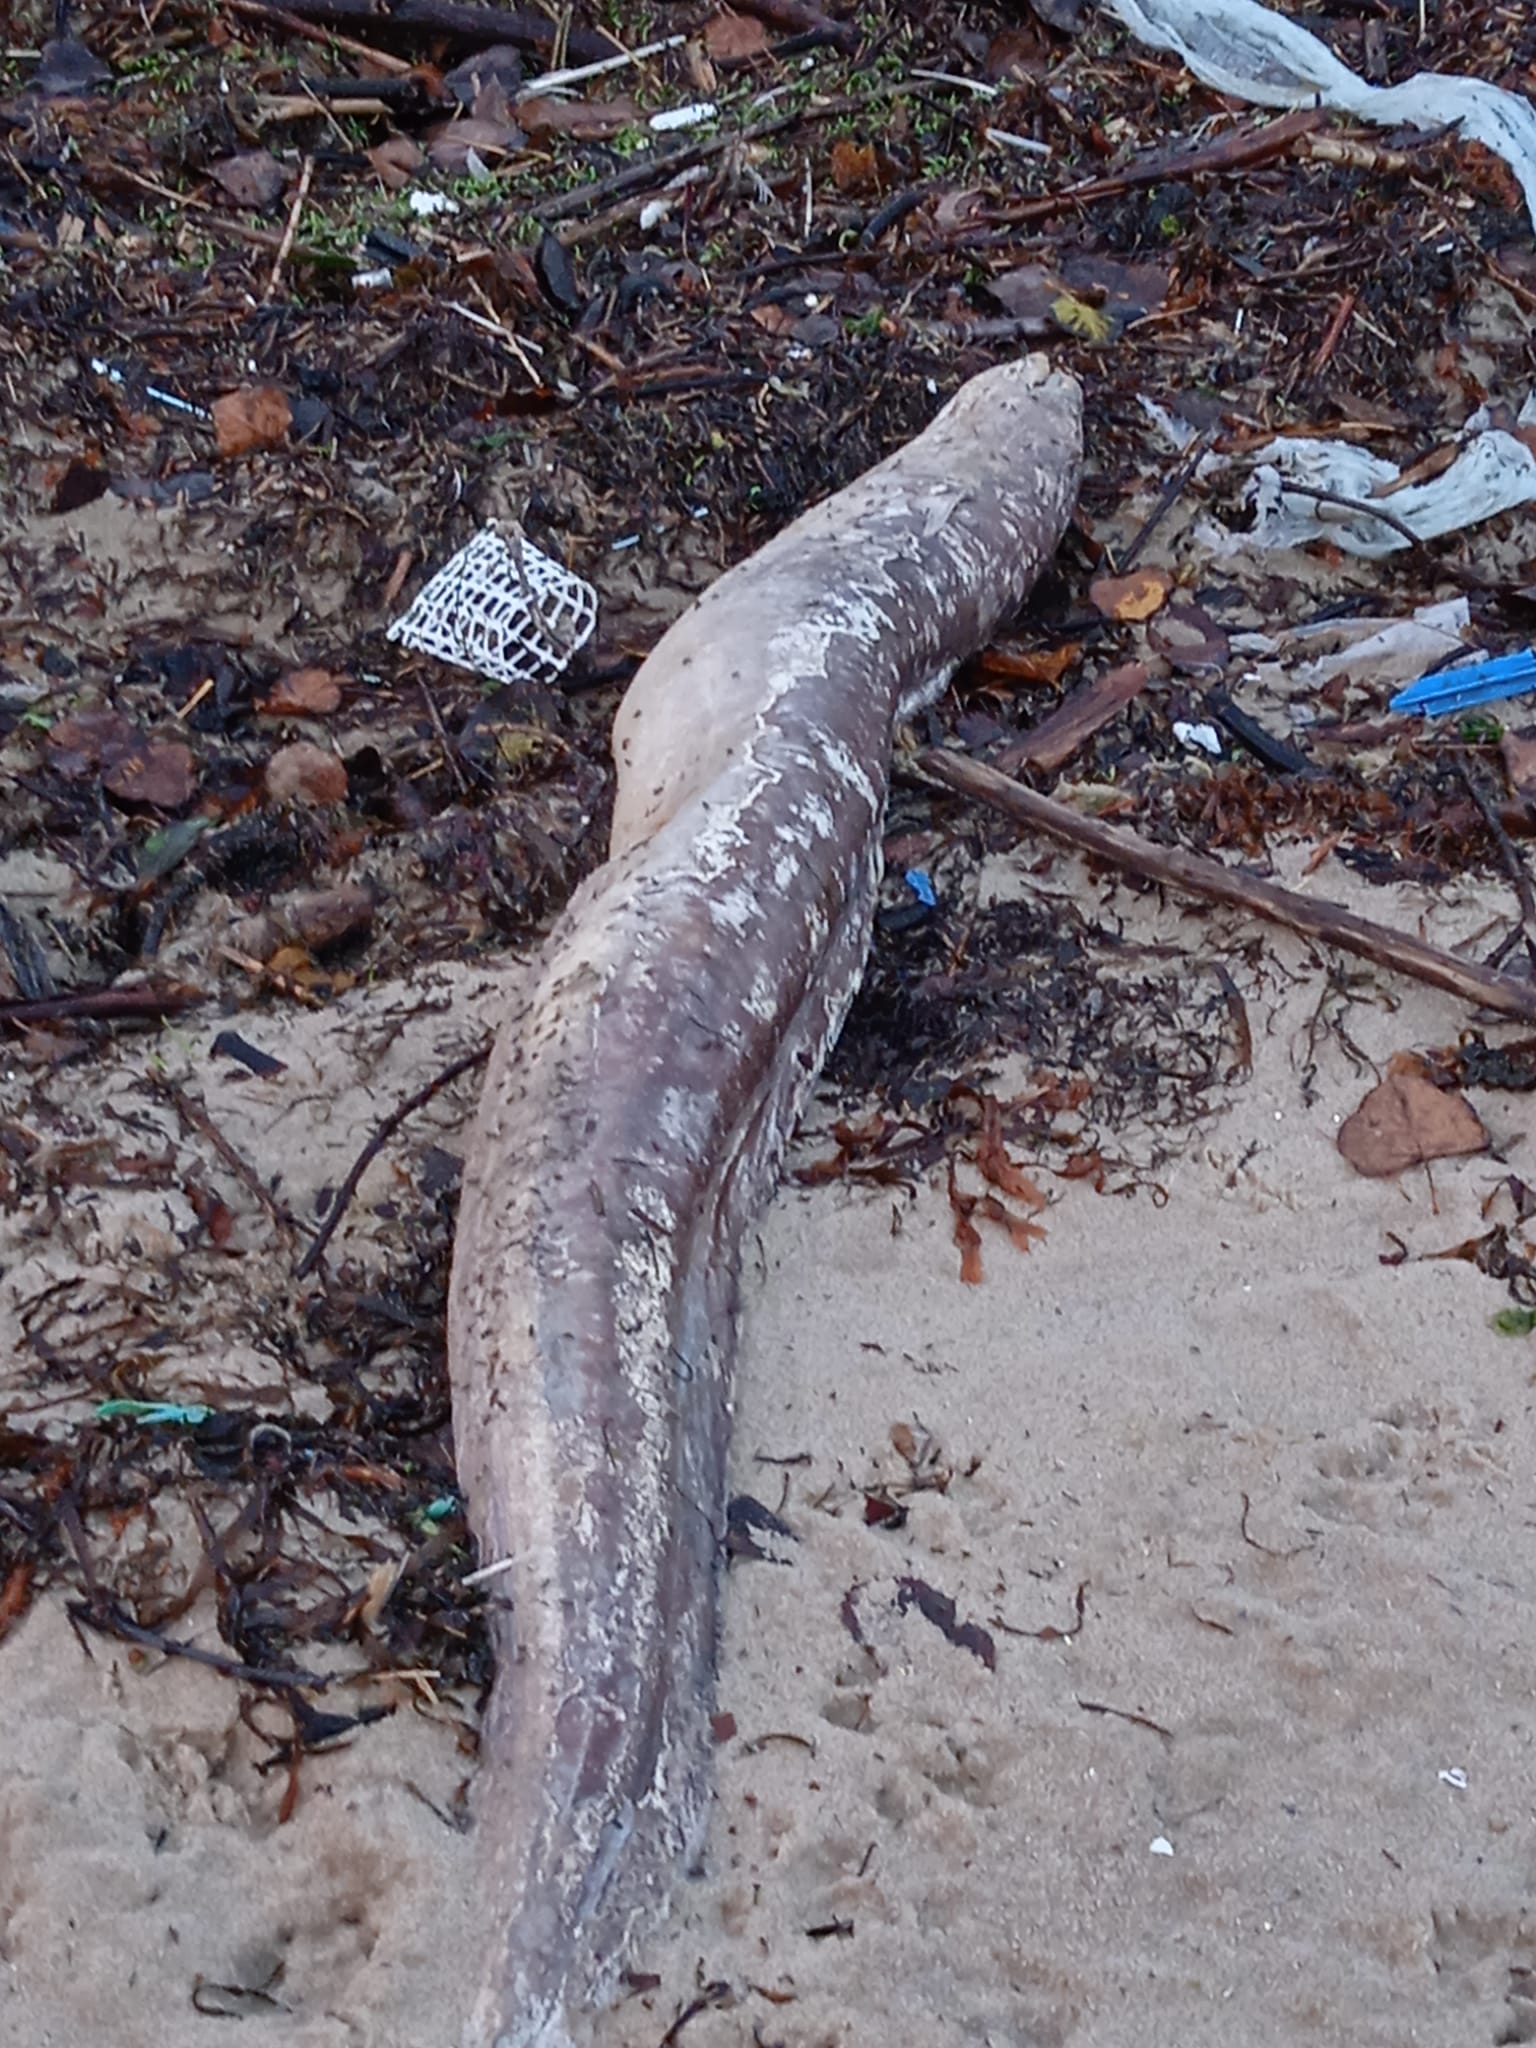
[212,385,293,457]
[1210,420,1536,560]
[1149,1836,1175,1856]
[842,1575,997,1670]
[920,752,1536,1025]
[1439,1767,1469,1790]
[1103,0,1536,230]
[96,1399,212,1428]
[1336,1054,1488,1179]
[903,867,937,908]
[725,1494,798,1564]
[1392,650,1536,720]
[387,523,598,689]
[1173,719,1222,756]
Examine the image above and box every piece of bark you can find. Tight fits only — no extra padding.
[995,660,1148,774]
[921,749,1536,1023]
[448,357,1082,2048]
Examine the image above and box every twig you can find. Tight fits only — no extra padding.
[919,748,1536,1023]
[1458,758,1536,968]
[1268,478,1425,553]
[148,1075,312,1245]
[219,0,414,74]
[0,983,203,1026]
[531,97,857,225]
[265,152,313,302]
[516,31,684,99]
[70,1594,330,1690]
[295,1040,492,1278]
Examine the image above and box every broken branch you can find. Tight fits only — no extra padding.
[920,749,1536,1023]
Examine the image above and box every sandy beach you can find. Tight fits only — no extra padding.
[4,843,1532,2048]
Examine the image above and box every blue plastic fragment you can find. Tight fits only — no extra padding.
[96,1399,212,1428]
[904,867,937,908]
[1391,648,1536,718]
[417,1494,459,1524]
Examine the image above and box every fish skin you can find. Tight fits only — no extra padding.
[447,357,1083,2048]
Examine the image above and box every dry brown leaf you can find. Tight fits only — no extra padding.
[367,134,426,190]
[212,386,292,458]
[1149,601,1229,673]
[704,11,770,59]
[515,94,640,140]
[102,741,196,810]
[207,150,287,209]
[1089,568,1170,622]
[423,115,523,171]
[1501,727,1536,801]
[1337,1053,1488,1178]
[830,138,878,194]
[262,666,344,716]
[264,742,347,806]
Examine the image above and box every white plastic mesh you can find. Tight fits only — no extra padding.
[386,523,598,688]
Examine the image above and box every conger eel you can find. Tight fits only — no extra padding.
[447,354,1083,2047]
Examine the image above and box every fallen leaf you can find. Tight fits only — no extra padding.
[262,666,344,715]
[367,135,426,190]
[45,708,141,776]
[102,741,196,810]
[1052,292,1113,344]
[704,11,770,59]
[423,115,523,172]
[1337,1053,1488,1177]
[515,94,640,140]
[985,262,1060,329]
[212,386,292,458]
[978,641,1081,685]
[34,36,111,96]
[1501,727,1536,801]
[1149,602,1230,673]
[264,742,347,806]
[208,151,288,209]
[830,138,878,194]
[1090,568,1170,621]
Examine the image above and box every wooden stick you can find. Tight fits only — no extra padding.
[920,748,1536,1023]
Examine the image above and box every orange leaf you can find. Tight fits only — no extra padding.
[1089,568,1170,622]
[212,385,292,458]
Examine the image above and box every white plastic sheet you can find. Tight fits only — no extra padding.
[1242,428,1536,556]
[1104,0,1536,231]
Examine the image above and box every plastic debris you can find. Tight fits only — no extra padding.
[1149,1835,1175,1856]
[407,189,460,218]
[1438,1766,1469,1790]
[96,1399,212,1427]
[1392,649,1536,719]
[387,522,598,689]
[650,101,716,133]
[1103,0,1536,231]
[1231,427,1536,559]
[904,867,938,907]
[1173,719,1223,755]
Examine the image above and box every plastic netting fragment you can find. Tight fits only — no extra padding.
[387,523,598,688]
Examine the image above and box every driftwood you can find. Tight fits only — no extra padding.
[921,749,1536,1023]
[448,358,1082,2048]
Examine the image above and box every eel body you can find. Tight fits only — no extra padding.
[447,355,1083,2048]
